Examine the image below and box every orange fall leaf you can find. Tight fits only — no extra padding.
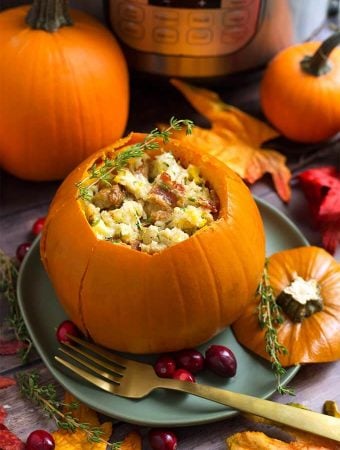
[170,78,292,202]
[52,392,112,450]
[226,431,338,450]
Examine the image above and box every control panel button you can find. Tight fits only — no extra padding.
[221,27,247,44]
[153,27,178,44]
[118,2,144,22]
[119,20,145,39]
[153,10,179,24]
[189,12,213,27]
[223,9,249,26]
[187,28,212,45]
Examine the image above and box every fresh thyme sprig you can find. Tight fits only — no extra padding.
[77,117,194,200]
[17,372,120,448]
[0,249,33,361]
[257,259,294,396]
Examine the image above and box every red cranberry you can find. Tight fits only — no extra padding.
[56,320,80,344]
[16,242,31,262]
[148,429,178,450]
[154,355,177,378]
[205,344,237,378]
[175,349,205,374]
[26,429,55,450]
[173,368,195,382]
[32,217,46,235]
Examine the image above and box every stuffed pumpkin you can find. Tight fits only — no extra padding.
[40,125,265,353]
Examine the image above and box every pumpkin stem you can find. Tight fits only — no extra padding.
[300,31,340,76]
[26,0,73,32]
[276,276,323,323]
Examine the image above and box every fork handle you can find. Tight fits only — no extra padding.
[159,379,340,442]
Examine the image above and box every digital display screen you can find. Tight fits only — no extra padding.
[148,0,221,8]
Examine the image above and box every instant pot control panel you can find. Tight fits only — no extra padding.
[109,0,263,57]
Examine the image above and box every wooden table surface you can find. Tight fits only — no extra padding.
[1,25,340,450]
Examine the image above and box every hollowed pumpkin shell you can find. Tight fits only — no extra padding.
[40,133,265,354]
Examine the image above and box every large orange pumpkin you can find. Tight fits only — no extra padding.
[40,132,265,354]
[0,0,129,181]
[232,246,340,366]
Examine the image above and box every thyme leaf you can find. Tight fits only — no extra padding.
[17,372,120,448]
[77,117,194,200]
[0,249,33,361]
[257,259,294,396]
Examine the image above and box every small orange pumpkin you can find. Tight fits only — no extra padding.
[40,132,265,354]
[232,246,340,366]
[260,32,340,143]
[0,0,129,181]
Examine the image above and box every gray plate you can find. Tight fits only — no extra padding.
[17,198,307,427]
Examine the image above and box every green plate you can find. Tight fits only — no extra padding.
[17,198,307,427]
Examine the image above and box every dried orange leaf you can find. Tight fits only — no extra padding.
[62,392,100,426]
[170,78,291,202]
[226,431,337,450]
[241,406,340,450]
[52,422,112,450]
[120,431,142,450]
[52,392,112,450]
[171,78,278,144]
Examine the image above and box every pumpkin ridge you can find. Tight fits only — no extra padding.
[167,252,189,340]
[304,314,333,362]
[40,195,71,273]
[192,235,222,328]
[170,248,205,347]
[225,185,262,304]
[284,320,302,366]
[54,35,86,163]
[78,240,99,335]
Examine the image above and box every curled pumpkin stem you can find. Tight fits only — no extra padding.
[300,31,340,76]
[26,0,73,32]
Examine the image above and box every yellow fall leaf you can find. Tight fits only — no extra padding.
[52,392,113,450]
[62,392,102,426]
[228,403,340,450]
[226,431,336,450]
[53,422,112,450]
[170,78,292,202]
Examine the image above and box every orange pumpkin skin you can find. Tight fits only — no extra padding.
[260,41,340,143]
[232,246,340,366]
[40,133,265,354]
[0,6,129,181]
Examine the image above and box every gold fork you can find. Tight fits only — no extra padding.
[55,335,340,442]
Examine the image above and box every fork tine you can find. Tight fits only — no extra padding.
[67,334,128,368]
[59,346,122,383]
[62,342,125,377]
[55,355,119,395]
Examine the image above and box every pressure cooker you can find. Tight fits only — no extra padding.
[106,0,329,78]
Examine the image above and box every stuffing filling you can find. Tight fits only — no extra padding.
[82,152,219,254]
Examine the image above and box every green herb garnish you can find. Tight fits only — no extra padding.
[0,249,33,361]
[77,117,194,201]
[257,259,294,396]
[17,372,120,448]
